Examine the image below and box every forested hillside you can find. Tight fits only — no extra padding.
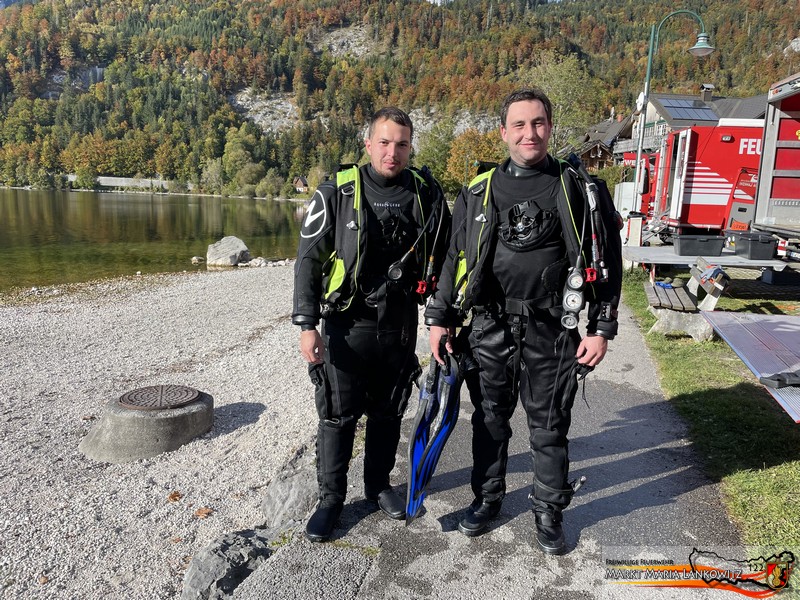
[0,0,796,196]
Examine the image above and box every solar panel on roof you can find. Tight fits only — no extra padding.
[659,98,718,121]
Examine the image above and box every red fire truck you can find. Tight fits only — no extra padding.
[643,119,764,236]
[750,71,800,261]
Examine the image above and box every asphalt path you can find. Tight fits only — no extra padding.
[235,301,744,599]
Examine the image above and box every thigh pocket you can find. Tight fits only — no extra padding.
[309,362,332,420]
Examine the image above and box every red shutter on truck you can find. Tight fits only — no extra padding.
[772,177,800,199]
[773,113,800,201]
[774,148,800,171]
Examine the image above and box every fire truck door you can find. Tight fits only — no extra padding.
[667,129,692,223]
[653,139,668,218]
[725,167,758,230]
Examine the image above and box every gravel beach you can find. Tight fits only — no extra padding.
[0,265,316,599]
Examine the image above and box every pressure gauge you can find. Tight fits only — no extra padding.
[561,313,579,330]
[561,264,585,330]
[387,263,404,281]
[566,269,585,290]
[563,289,584,311]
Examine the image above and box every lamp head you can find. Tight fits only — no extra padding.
[689,33,714,57]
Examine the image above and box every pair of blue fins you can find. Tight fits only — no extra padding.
[405,337,464,524]
[405,339,591,523]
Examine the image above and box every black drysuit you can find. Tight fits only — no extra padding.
[293,164,449,506]
[425,156,622,516]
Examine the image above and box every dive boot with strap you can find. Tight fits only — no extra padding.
[534,510,565,555]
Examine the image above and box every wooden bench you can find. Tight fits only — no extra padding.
[644,257,730,341]
[643,280,697,312]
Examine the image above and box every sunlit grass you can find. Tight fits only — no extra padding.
[622,268,800,546]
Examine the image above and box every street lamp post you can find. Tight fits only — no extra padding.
[632,10,715,211]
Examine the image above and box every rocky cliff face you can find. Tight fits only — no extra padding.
[230,23,498,143]
[310,23,376,59]
[229,90,299,134]
[410,107,497,139]
[230,91,497,149]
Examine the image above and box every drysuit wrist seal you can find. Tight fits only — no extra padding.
[293,315,318,329]
[591,320,618,340]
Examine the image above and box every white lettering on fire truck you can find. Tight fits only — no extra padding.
[738,138,762,155]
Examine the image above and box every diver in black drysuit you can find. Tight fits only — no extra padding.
[461,156,585,543]
[308,165,425,508]
[293,108,448,543]
[426,89,621,556]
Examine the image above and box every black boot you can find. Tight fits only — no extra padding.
[306,417,355,543]
[529,428,573,555]
[534,510,566,555]
[366,487,406,520]
[305,502,344,543]
[458,498,502,537]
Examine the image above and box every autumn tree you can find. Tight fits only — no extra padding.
[200,158,224,194]
[516,50,604,153]
[306,164,327,193]
[445,128,506,192]
[255,167,286,199]
[221,126,261,189]
[415,120,456,196]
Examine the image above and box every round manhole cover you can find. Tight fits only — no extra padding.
[118,385,200,411]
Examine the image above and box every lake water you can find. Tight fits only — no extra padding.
[0,188,304,293]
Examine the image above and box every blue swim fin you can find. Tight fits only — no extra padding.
[406,344,462,524]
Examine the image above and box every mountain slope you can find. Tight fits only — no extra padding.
[0,0,796,191]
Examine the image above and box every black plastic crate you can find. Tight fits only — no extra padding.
[673,234,725,256]
[731,231,777,260]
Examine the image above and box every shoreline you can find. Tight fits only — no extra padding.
[0,262,294,307]
[3,182,310,204]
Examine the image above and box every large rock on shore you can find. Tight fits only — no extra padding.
[181,529,274,600]
[207,236,251,267]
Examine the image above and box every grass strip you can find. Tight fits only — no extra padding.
[621,268,800,547]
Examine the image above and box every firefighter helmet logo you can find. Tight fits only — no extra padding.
[766,560,791,591]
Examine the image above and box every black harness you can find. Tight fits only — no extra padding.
[498,199,560,252]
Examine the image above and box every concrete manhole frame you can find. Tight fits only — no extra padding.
[118,384,200,411]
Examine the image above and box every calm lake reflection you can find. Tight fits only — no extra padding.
[0,188,304,292]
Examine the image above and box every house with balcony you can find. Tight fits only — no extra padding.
[565,112,633,172]
[614,84,768,159]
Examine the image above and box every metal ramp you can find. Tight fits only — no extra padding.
[702,311,800,423]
